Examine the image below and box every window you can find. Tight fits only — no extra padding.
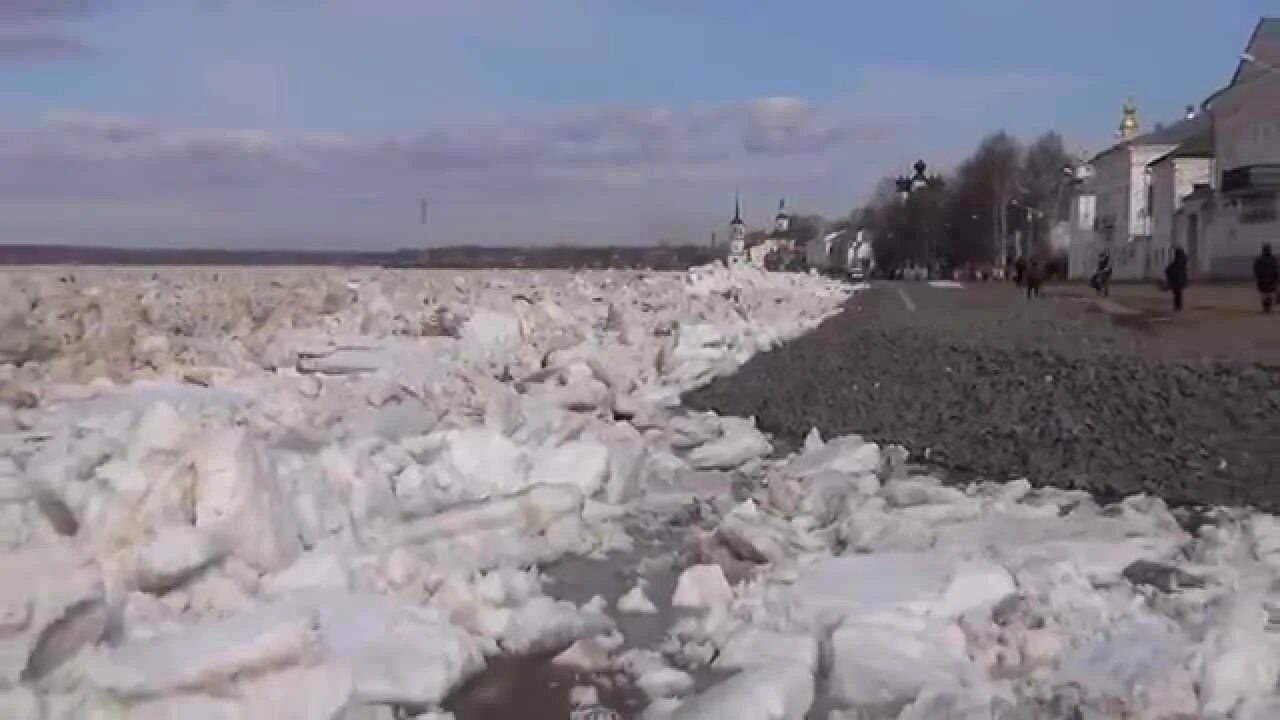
[1241,195,1278,224]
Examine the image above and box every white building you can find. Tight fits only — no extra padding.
[1083,102,1209,280]
[1147,128,1212,276]
[807,228,844,271]
[1191,17,1280,278]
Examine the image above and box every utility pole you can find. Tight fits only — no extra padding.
[419,198,430,249]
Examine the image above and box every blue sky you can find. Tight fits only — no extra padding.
[0,0,1269,248]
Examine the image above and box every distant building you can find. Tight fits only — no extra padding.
[773,198,791,236]
[807,228,844,271]
[1082,101,1209,280]
[1066,166,1099,280]
[1148,126,1213,276]
[1195,17,1280,278]
[748,198,795,266]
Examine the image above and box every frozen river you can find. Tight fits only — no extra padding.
[1,266,1279,719]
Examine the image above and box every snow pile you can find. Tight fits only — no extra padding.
[0,263,851,717]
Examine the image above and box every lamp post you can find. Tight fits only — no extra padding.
[895,160,939,275]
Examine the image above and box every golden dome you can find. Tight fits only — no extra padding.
[1119,99,1139,140]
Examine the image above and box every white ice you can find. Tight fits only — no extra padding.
[0,263,850,716]
[6,262,1280,718]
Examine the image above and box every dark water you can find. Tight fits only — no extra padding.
[443,651,646,720]
[444,507,736,719]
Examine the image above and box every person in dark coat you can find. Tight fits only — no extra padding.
[1025,258,1044,299]
[1165,247,1189,312]
[1014,256,1027,287]
[1091,251,1112,297]
[1256,243,1280,313]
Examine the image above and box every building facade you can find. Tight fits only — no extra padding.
[1148,133,1212,277]
[1072,103,1208,280]
[1199,18,1280,278]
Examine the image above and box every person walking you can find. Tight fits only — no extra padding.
[1025,258,1044,299]
[1255,243,1280,313]
[1165,247,1189,312]
[1091,251,1112,297]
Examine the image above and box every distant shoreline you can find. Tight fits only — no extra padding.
[0,244,723,270]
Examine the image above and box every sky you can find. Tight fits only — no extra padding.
[0,0,1270,249]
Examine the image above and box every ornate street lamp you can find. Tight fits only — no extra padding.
[910,159,929,193]
[897,159,932,201]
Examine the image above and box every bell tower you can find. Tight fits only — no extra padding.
[728,192,747,262]
[773,197,790,235]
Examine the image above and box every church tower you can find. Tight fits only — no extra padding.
[728,192,747,262]
[773,197,790,235]
[1118,99,1139,140]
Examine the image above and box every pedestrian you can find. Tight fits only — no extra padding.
[1165,247,1189,312]
[1255,243,1279,313]
[1091,251,1112,297]
[1025,258,1044,299]
[1014,256,1027,287]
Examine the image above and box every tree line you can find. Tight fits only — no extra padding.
[825,130,1076,277]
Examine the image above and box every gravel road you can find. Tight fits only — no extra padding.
[685,282,1280,511]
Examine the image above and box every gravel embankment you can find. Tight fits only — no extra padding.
[685,283,1280,511]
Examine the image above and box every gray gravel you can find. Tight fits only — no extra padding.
[685,283,1280,511]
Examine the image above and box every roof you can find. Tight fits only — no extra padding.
[1147,127,1215,167]
[1090,113,1210,164]
[1230,18,1280,87]
[1204,18,1280,110]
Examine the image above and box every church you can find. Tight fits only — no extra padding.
[726,195,793,268]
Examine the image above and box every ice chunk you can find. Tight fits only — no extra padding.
[793,553,1015,626]
[783,435,880,478]
[396,484,583,545]
[458,308,523,357]
[108,662,354,720]
[802,427,824,452]
[553,636,614,672]
[192,428,302,573]
[883,476,967,507]
[827,622,979,712]
[686,417,770,471]
[631,655,693,699]
[528,440,610,497]
[665,414,723,451]
[0,546,106,686]
[261,551,351,596]
[132,524,225,594]
[617,583,658,615]
[715,506,786,564]
[716,629,819,673]
[671,565,734,610]
[671,661,813,720]
[498,596,613,655]
[297,592,484,706]
[418,427,530,504]
[1198,595,1280,716]
[598,422,647,504]
[1054,612,1197,716]
[86,604,325,698]
[570,684,599,708]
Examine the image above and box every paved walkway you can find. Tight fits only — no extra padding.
[1048,283,1263,314]
[898,280,1280,363]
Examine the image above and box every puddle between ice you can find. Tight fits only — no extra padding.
[445,506,738,719]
